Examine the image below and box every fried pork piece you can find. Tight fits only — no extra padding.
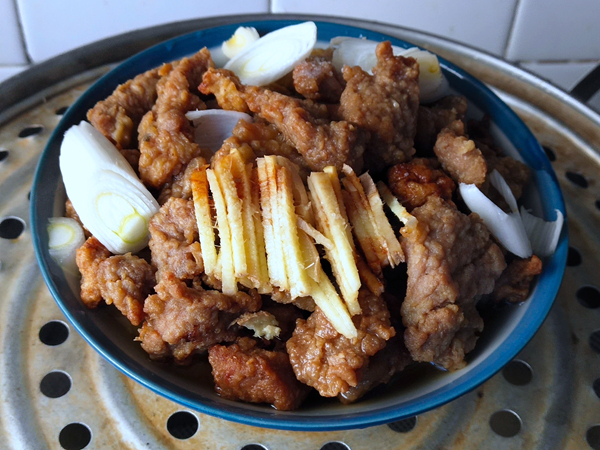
[77,236,112,308]
[87,67,162,149]
[293,53,345,103]
[415,95,468,154]
[286,289,396,397]
[491,255,542,303]
[158,156,207,205]
[209,337,310,410]
[76,236,155,326]
[148,197,203,281]
[97,253,155,326]
[433,120,487,186]
[339,41,420,173]
[200,68,367,172]
[243,84,367,172]
[338,335,412,404]
[199,68,249,113]
[387,158,455,211]
[217,118,310,177]
[400,196,506,370]
[138,48,214,189]
[140,273,261,362]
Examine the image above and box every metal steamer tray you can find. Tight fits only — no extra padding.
[0,14,598,450]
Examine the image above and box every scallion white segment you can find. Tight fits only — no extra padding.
[330,37,449,103]
[520,206,564,257]
[59,121,160,254]
[459,169,532,258]
[222,26,260,59]
[460,170,564,259]
[186,109,253,152]
[224,21,317,86]
[47,217,85,274]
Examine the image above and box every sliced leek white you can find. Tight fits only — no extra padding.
[224,21,317,86]
[330,37,449,103]
[222,26,260,59]
[520,206,564,257]
[185,109,253,152]
[47,217,85,274]
[59,121,160,254]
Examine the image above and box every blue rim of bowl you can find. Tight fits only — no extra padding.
[31,19,568,431]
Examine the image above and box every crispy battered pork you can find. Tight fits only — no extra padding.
[76,236,155,326]
[387,158,455,211]
[339,41,420,173]
[415,95,468,153]
[138,48,214,189]
[139,273,261,362]
[87,67,162,149]
[400,196,506,370]
[491,255,542,303]
[433,120,487,186]
[209,337,310,410]
[148,197,203,281]
[293,53,345,103]
[286,289,395,397]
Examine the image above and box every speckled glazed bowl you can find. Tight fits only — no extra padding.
[31,20,567,431]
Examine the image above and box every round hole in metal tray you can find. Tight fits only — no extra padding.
[387,416,417,432]
[593,378,600,399]
[0,148,8,162]
[39,320,69,346]
[320,443,351,450]
[0,216,25,239]
[502,360,533,386]
[565,171,589,188]
[55,106,69,116]
[40,371,72,398]
[58,423,91,450]
[587,425,600,450]
[567,246,582,267]
[240,445,268,450]
[577,286,600,309]
[489,410,521,437]
[542,146,556,162]
[166,411,199,440]
[588,330,600,354]
[18,125,44,138]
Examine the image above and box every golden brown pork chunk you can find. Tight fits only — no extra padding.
[138,48,214,189]
[286,289,395,397]
[139,273,261,362]
[87,67,162,149]
[148,197,203,281]
[339,41,420,173]
[209,337,310,410]
[433,120,487,186]
[76,236,155,326]
[415,95,468,153]
[293,53,345,103]
[491,255,542,303]
[387,158,455,211]
[400,196,506,370]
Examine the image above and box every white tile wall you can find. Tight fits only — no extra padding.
[1,0,600,112]
[272,0,518,57]
[0,0,28,64]
[506,0,600,61]
[15,0,270,62]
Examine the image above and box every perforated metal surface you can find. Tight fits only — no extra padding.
[1,15,599,450]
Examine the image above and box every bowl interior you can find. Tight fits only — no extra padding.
[31,19,568,431]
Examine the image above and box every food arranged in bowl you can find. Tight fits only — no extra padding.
[32,20,566,430]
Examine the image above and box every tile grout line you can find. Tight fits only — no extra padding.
[10,0,32,65]
[502,0,523,62]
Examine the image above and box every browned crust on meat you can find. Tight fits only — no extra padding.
[491,255,542,303]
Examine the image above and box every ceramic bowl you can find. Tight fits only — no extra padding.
[31,20,567,431]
